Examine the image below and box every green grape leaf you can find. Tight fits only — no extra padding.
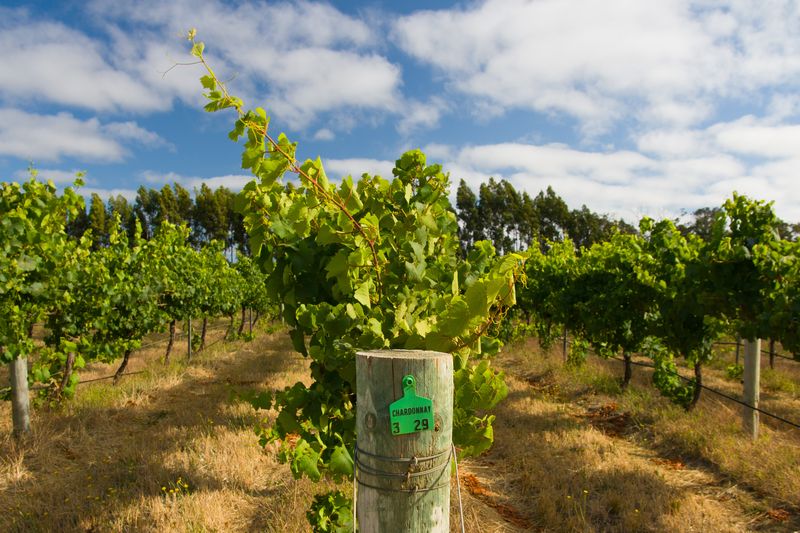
[328,444,354,479]
[290,439,322,482]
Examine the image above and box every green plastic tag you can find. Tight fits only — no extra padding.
[389,375,434,436]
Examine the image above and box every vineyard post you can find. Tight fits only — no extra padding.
[742,338,761,439]
[735,335,741,365]
[356,350,453,533]
[768,339,775,370]
[187,317,193,360]
[10,356,31,438]
[562,326,568,363]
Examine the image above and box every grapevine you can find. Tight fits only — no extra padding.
[188,32,525,529]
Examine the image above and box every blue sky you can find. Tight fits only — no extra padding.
[2,0,800,222]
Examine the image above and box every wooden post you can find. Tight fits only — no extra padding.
[165,319,176,363]
[562,326,568,363]
[735,335,741,365]
[769,339,775,370]
[10,357,31,438]
[356,350,453,533]
[621,351,632,389]
[187,317,193,360]
[742,338,761,439]
[199,317,208,352]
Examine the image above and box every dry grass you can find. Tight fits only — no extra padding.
[2,328,799,532]
[0,324,339,532]
[483,337,800,532]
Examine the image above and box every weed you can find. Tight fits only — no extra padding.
[161,476,191,498]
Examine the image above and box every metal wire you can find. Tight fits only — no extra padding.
[453,443,466,533]
[352,442,465,531]
[560,335,800,431]
[354,443,452,494]
[713,341,798,363]
[352,454,357,532]
[77,370,146,385]
[14,323,242,394]
[355,477,451,494]
[608,355,800,430]
[354,444,450,463]
[355,457,450,480]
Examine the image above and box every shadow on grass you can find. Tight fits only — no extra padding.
[494,346,800,532]
[471,380,715,532]
[1,326,318,532]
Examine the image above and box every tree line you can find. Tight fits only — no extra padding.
[66,183,249,255]
[455,178,799,256]
[456,178,636,255]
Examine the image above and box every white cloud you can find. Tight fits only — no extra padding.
[638,98,713,128]
[140,170,253,191]
[0,2,404,133]
[392,0,800,135]
[397,97,449,135]
[423,143,455,161]
[636,129,713,158]
[637,115,800,164]
[102,122,173,149]
[89,0,375,50]
[0,109,166,162]
[12,168,85,185]
[82,187,140,201]
[267,48,401,125]
[661,155,746,183]
[324,158,395,179]
[4,0,800,226]
[85,0,402,128]
[630,112,800,220]
[191,174,254,190]
[749,157,800,217]
[313,128,335,141]
[0,9,165,112]
[457,143,657,185]
[426,138,800,222]
[141,171,181,185]
[710,116,800,158]
[766,93,800,121]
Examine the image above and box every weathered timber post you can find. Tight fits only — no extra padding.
[769,339,775,370]
[356,350,453,533]
[10,357,31,438]
[742,338,761,439]
[621,351,632,389]
[187,317,193,361]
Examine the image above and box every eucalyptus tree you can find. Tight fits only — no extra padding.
[107,195,137,243]
[86,193,108,249]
